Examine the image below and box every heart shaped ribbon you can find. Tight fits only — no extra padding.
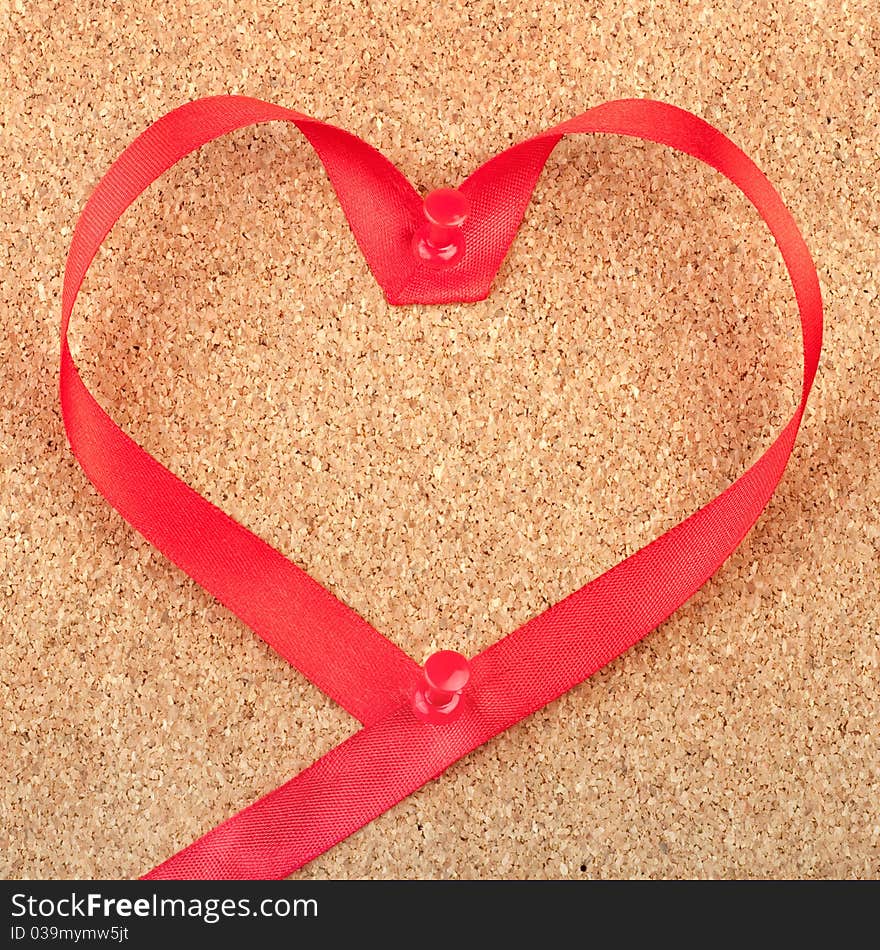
[60,96,822,879]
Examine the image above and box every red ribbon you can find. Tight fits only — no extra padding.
[60,96,822,879]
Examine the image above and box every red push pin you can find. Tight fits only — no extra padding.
[412,187,470,268]
[412,650,471,724]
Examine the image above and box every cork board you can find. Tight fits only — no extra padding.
[2,1,878,879]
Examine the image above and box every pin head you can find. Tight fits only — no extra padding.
[423,188,469,230]
[424,650,470,694]
[412,188,470,268]
[412,649,470,724]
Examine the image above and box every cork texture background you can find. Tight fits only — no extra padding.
[2,1,878,879]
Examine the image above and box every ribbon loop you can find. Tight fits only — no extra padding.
[60,96,821,879]
[61,95,422,726]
